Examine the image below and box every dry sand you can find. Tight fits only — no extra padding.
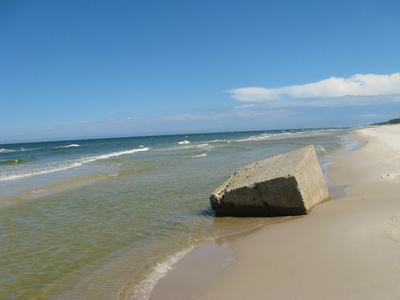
[151,125,400,300]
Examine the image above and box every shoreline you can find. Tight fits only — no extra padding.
[150,125,400,299]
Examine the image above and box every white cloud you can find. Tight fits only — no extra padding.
[228,73,400,105]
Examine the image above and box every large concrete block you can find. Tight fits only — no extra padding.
[210,145,330,217]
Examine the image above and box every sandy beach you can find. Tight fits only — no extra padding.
[151,125,400,300]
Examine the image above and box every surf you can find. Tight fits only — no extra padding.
[0,147,150,182]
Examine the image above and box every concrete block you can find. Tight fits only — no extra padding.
[210,145,330,217]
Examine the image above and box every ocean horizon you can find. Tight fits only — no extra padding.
[1,127,353,299]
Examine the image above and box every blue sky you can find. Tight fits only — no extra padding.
[1,0,400,143]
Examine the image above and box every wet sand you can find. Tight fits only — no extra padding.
[151,125,400,300]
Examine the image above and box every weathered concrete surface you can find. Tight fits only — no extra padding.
[210,145,330,217]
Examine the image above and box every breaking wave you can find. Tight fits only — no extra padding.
[0,147,150,182]
[0,159,24,165]
[55,144,80,148]
[190,153,207,158]
[236,134,272,142]
[0,147,28,153]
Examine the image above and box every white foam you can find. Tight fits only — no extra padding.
[0,148,15,153]
[177,140,190,145]
[0,162,83,182]
[56,144,80,148]
[315,145,326,154]
[236,134,272,142]
[195,143,210,149]
[81,147,150,163]
[132,245,194,300]
[0,147,37,153]
[234,130,336,143]
[208,139,228,143]
[160,143,212,152]
[0,147,149,182]
[190,153,207,158]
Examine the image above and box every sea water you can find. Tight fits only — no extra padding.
[0,128,351,299]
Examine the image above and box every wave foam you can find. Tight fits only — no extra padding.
[177,140,190,145]
[0,148,15,153]
[133,245,194,300]
[0,147,149,182]
[81,147,149,163]
[315,145,326,154]
[160,143,212,152]
[190,153,207,158]
[55,144,80,148]
[236,134,272,142]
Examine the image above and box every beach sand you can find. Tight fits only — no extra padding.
[150,125,400,300]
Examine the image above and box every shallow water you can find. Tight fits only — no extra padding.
[0,128,351,299]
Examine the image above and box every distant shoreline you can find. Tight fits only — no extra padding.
[0,126,351,146]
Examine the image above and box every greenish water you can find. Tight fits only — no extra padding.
[0,129,351,299]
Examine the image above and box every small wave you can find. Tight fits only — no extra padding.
[178,143,212,151]
[0,159,24,165]
[177,140,190,145]
[133,246,194,299]
[0,162,83,182]
[0,147,150,182]
[236,134,272,142]
[83,147,150,162]
[55,144,80,149]
[190,153,207,158]
[208,139,229,143]
[235,131,323,143]
[160,143,212,152]
[315,145,327,154]
[0,148,18,153]
[0,147,37,153]
[193,143,210,149]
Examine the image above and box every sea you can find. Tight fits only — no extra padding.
[0,128,353,299]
